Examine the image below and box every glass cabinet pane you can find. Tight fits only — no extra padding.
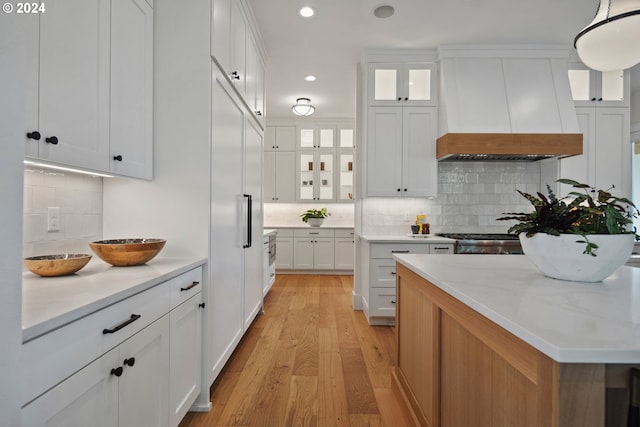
[408,68,431,100]
[339,129,354,148]
[339,153,353,200]
[319,128,334,148]
[300,128,314,148]
[318,154,333,199]
[374,69,397,101]
[601,70,624,101]
[299,153,314,200]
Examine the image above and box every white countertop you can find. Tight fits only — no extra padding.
[394,254,640,364]
[264,229,277,236]
[22,256,207,342]
[361,234,457,244]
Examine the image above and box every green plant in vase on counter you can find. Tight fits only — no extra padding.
[497,179,638,256]
[300,208,331,223]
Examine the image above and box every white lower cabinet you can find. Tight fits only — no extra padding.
[363,241,454,325]
[334,229,355,270]
[21,266,203,427]
[23,315,170,427]
[169,294,202,427]
[293,229,335,270]
[275,229,294,269]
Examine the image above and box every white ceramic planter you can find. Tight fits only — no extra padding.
[519,233,634,282]
[307,218,324,227]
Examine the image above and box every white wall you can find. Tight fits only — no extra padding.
[0,11,26,426]
[23,168,103,258]
[264,203,354,227]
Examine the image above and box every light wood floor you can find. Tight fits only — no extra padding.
[179,274,416,427]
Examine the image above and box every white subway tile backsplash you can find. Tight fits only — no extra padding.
[23,167,103,258]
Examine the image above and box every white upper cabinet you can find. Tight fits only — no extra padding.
[24,0,153,179]
[26,0,111,172]
[567,63,629,107]
[110,0,154,179]
[211,0,265,124]
[265,126,296,151]
[368,62,437,107]
[297,125,336,150]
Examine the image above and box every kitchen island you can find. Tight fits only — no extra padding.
[393,254,640,427]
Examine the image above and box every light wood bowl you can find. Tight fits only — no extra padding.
[89,239,166,266]
[24,254,92,277]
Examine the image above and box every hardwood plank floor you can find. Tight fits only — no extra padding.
[179,274,416,427]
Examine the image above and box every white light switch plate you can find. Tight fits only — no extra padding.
[48,207,61,232]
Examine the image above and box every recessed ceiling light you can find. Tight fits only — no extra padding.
[304,75,317,82]
[373,5,394,19]
[299,6,314,18]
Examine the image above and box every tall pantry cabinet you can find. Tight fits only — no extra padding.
[102,0,266,417]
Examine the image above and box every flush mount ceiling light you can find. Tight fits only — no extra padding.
[304,75,317,82]
[299,6,314,18]
[373,5,395,19]
[292,97,315,116]
[574,0,640,72]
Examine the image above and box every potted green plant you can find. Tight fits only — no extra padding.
[300,208,331,227]
[497,179,638,282]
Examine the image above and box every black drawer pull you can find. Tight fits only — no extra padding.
[102,314,141,334]
[180,281,200,291]
[391,250,410,253]
[123,357,135,367]
[111,366,123,377]
[391,300,396,304]
[391,271,396,275]
[433,247,449,250]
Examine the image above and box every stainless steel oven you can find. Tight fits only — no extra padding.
[436,233,523,254]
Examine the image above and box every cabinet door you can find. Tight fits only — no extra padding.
[275,236,294,269]
[338,151,354,201]
[37,0,110,171]
[264,151,277,201]
[275,151,296,202]
[568,64,629,108]
[368,62,401,106]
[367,107,403,196]
[169,295,202,427]
[402,107,437,197]
[244,117,264,329]
[230,0,247,96]
[593,107,631,198]
[118,315,170,427]
[293,238,315,269]
[313,238,335,270]
[560,108,595,195]
[334,237,354,270]
[21,348,119,427]
[110,0,153,179]
[211,0,231,70]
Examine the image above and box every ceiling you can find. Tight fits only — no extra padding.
[248,0,639,120]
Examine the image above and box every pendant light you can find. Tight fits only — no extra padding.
[292,98,315,116]
[574,0,640,72]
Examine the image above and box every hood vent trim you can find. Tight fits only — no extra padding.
[436,133,583,161]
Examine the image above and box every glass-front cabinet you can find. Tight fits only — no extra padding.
[297,125,335,150]
[368,62,437,107]
[338,151,354,201]
[298,151,334,201]
[567,63,629,107]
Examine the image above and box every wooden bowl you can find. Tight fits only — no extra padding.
[24,254,92,277]
[89,239,166,266]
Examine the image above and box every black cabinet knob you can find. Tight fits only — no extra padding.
[113,155,123,161]
[404,188,408,192]
[598,97,603,101]
[26,131,41,141]
[111,366,123,377]
[397,97,402,101]
[231,71,240,80]
[397,188,401,192]
[255,110,262,116]
[404,97,408,101]
[123,357,135,367]
[45,136,58,145]
[591,97,597,101]
[199,302,206,308]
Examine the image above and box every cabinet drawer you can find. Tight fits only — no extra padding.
[334,229,355,238]
[429,243,454,254]
[169,266,203,310]
[22,281,171,406]
[275,228,294,237]
[370,243,429,258]
[293,228,335,238]
[370,288,397,317]
[370,258,398,288]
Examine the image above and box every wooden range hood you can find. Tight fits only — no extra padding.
[436,133,583,161]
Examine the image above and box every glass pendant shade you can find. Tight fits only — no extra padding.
[574,0,640,72]
[292,98,315,116]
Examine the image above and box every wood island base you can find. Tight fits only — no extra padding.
[393,263,638,427]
